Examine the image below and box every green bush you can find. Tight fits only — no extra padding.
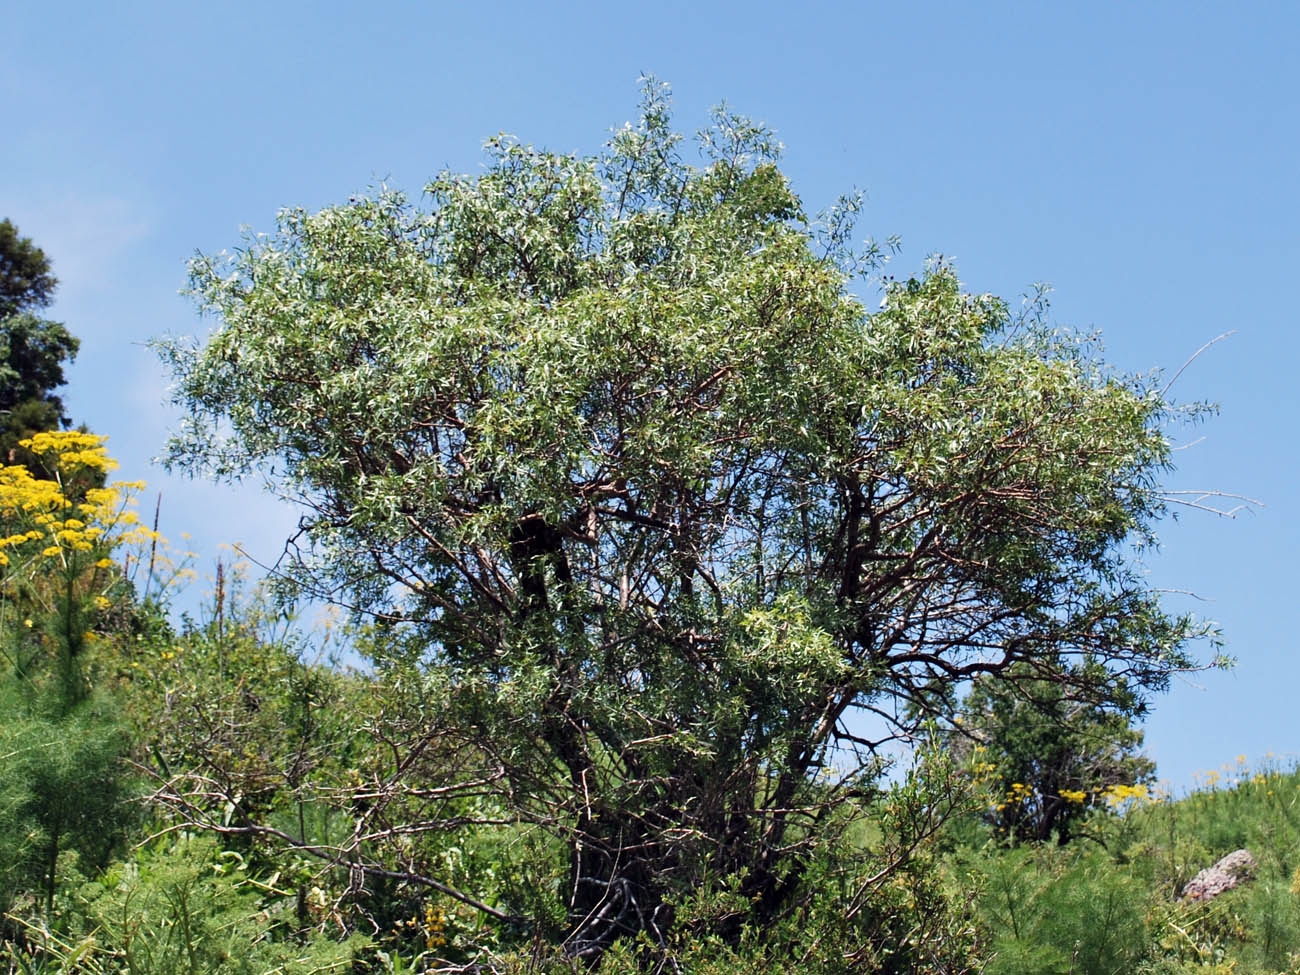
[972,844,1153,975]
[41,836,359,975]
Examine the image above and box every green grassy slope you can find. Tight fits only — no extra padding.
[959,758,1300,975]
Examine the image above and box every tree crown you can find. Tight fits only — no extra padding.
[166,84,1205,722]
[0,220,80,462]
[0,220,58,319]
[159,82,1214,955]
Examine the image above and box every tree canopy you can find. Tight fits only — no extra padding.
[951,663,1156,845]
[0,219,58,319]
[160,82,1211,960]
[0,220,80,465]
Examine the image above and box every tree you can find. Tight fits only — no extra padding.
[0,680,130,918]
[159,82,1212,962]
[0,220,58,319]
[953,664,1155,845]
[0,220,80,468]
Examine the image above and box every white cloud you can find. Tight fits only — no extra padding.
[6,193,153,299]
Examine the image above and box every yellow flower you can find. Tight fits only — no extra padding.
[0,433,164,574]
[19,432,119,473]
[1099,782,1150,808]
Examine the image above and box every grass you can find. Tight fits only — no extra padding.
[957,757,1300,974]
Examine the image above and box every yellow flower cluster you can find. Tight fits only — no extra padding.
[423,903,447,950]
[0,431,159,570]
[393,902,448,951]
[989,780,1160,818]
[1099,782,1150,809]
[23,431,120,472]
[995,781,1035,812]
[1191,755,1281,794]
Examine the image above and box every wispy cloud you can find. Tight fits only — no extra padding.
[5,192,153,313]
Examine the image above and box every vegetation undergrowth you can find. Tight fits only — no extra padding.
[953,756,1300,975]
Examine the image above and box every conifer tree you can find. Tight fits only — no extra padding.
[0,220,80,469]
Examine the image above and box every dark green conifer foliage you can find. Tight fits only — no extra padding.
[0,220,80,468]
[954,664,1155,845]
[0,220,57,319]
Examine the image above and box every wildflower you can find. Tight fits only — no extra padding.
[423,903,448,950]
[1100,782,1150,809]
[0,432,168,584]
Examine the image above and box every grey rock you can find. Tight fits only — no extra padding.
[1181,849,1257,902]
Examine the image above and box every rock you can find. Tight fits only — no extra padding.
[1181,849,1257,902]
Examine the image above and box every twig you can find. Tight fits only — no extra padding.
[1161,331,1236,397]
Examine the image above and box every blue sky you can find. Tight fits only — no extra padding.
[2,1,1296,790]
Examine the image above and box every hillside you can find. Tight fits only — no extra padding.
[956,758,1300,974]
